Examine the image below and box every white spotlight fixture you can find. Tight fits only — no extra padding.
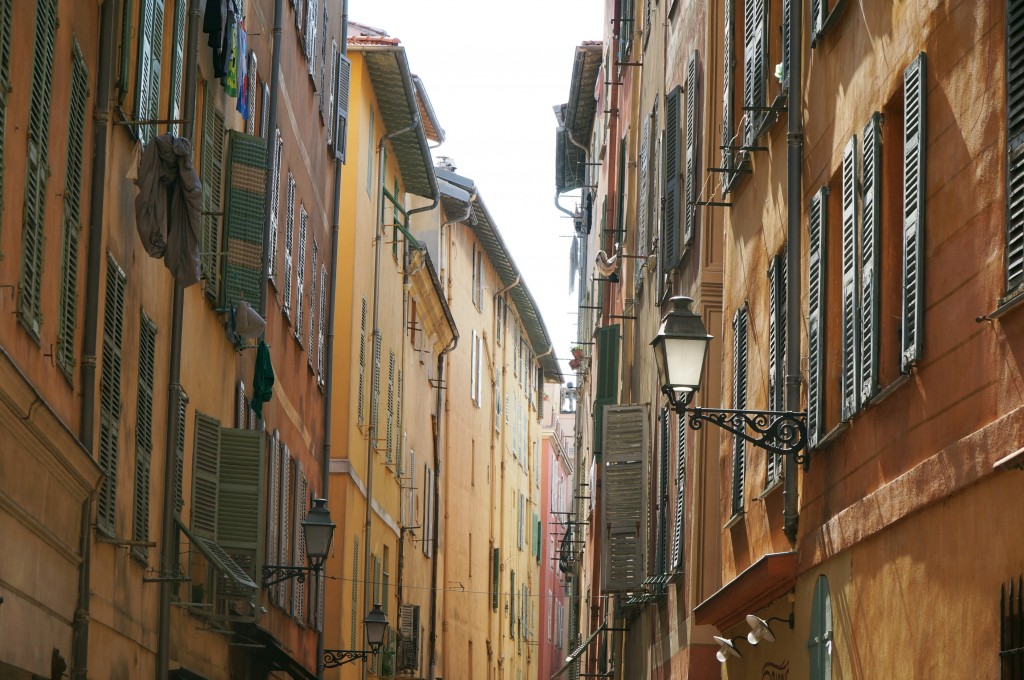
[745,613,794,645]
[713,636,743,663]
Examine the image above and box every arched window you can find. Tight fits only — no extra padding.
[808,574,833,680]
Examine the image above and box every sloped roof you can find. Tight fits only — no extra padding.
[437,169,561,383]
[556,42,603,193]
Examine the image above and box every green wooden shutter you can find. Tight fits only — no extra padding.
[174,388,188,516]
[1008,0,1024,295]
[387,350,395,464]
[292,465,306,620]
[671,414,686,571]
[117,0,133,103]
[135,0,164,144]
[841,136,860,421]
[58,44,90,380]
[491,547,499,611]
[201,87,226,300]
[222,131,268,308]
[19,0,58,338]
[860,113,882,403]
[684,52,700,246]
[0,0,13,228]
[808,575,833,680]
[602,405,648,592]
[326,38,336,144]
[742,0,766,144]
[782,0,791,86]
[616,136,627,245]
[97,256,127,535]
[191,413,221,538]
[902,53,927,372]
[663,86,681,275]
[358,297,367,425]
[395,368,403,472]
[269,131,282,281]
[721,0,735,172]
[334,52,351,161]
[216,427,265,604]
[656,408,669,576]
[593,324,621,456]
[373,554,382,605]
[808,187,828,448]
[731,307,748,516]
[767,251,786,486]
[372,331,382,440]
[265,432,280,598]
[284,173,296,317]
[246,51,257,136]
[167,0,184,134]
[295,206,307,342]
[278,445,291,608]
[351,535,360,646]
[132,313,158,560]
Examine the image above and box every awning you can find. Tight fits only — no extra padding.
[693,551,797,631]
[176,519,257,590]
[551,623,607,679]
[234,623,318,680]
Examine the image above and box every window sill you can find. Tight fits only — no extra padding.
[982,288,1024,321]
[865,372,911,409]
[724,512,744,530]
[756,477,785,501]
[812,421,849,451]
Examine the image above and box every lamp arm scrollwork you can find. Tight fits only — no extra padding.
[685,407,809,470]
[323,649,370,668]
[261,565,313,587]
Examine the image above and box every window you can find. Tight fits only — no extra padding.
[268,131,283,283]
[1008,0,1024,297]
[807,187,828,447]
[132,312,157,561]
[662,85,682,273]
[731,306,748,516]
[97,256,127,535]
[683,51,701,247]
[295,205,308,343]
[767,249,787,486]
[808,575,833,680]
[496,297,504,343]
[283,172,296,317]
[635,106,655,293]
[593,325,621,455]
[201,85,226,301]
[135,0,164,145]
[383,545,390,613]
[471,246,484,311]
[617,0,634,63]
[470,330,482,406]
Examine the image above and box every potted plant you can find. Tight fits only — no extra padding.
[570,345,584,360]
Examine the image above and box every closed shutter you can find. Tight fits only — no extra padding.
[222,131,268,307]
[278,445,292,608]
[671,413,686,571]
[268,131,282,281]
[1008,0,1024,294]
[860,113,882,403]
[731,307,748,516]
[191,413,221,539]
[308,242,318,366]
[593,324,621,456]
[636,112,651,286]
[266,432,280,600]
[373,554,381,606]
[334,53,352,162]
[602,405,648,592]
[387,351,395,464]
[201,87,226,300]
[245,51,257,136]
[767,251,786,485]
[491,547,500,611]
[358,297,367,425]
[58,45,90,380]
[135,0,164,145]
[294,206,308,342]
[132,313,158,560]
[663,86,681,275]
[350,535,359,647]
[902,53,927,372]
[722,0,735,172]
[283,174,295,317]
[0,0,12,225]
[167,0,186,135]
[216,427,265,605]
[399,603,420,671]
[173,388,188,516]
[684,52,700,246]
[372,331,382,442]
[292,464,306,621]
[396,369,403,471]
[841,136,860,421]
[808,188,828,447]
[317,264,327,386]
[742,0,767,145]
[97,256,127,535]
[19,0,58,338]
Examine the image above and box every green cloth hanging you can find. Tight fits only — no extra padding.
[251,340,274,418]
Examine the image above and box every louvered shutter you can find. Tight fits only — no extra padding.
[671,414,686,571]
[135,0,164,144]
[593,325,621,455]
[491,547,500,611]
[132,314,158,560]
[808,575,833,680]
[58,46,90,380]
[358,297,367,425]
[387,351,395,464]
[318,4,328,116]
[315,562,324,631]
[372,331,382,442]
[0,0,12,224]
[1008,0,1024,294]
[808,188,829,447]
[308,242,318,366]
[283,174,296,317]
[509,569,516,637]
[306,0,318,71]
[810,0,825,46]
[841,137,860,421]
[261,83,271,139]
[399,603,419,671]
[616,137,627,245]
[902,53,927,372]
[167,0,186,135]
[295,207,307,342]
[602,405,648,592]
[201,89,226,300]
[97,256,127,534]
[19,0,58,337]
[266,432,280,599]
[396,369,403,470]
[373,554,381,605]
[656,408,669,576]
[781,0,791,86]
[173,389,188,516]
[731,307,748,516]
[278,445,292,608]
[326,39,336,146]
[246,51,257,136]
[662,86,681,279]
[684,52,700,246]
[350,536,360,646]
[117,0,132,101]
[318,265,327,386]
[269,131,282,281]
[236,381,246,429]
[216,427,265,607]
[293,465,307,621]
[767,251,786,486]
[742,0,766,145]
[636,112,651,288]
[722,0,735,172]
[191,413,221,538]
[860,113,882,403]
[334,53,351,161]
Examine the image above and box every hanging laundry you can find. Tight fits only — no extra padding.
[236,35,251,120]
[133,134,203,287]
[224,14,240,95]
[251,340,275,419]
[203,0,227,73]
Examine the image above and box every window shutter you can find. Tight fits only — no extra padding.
[295,206,308,341]
[808,575,834,680]
[373,331,382,439]
[593,324,621,455]
[902,53,927,372]
[317,264,327,386]
[742,0,767,145]
[269,131,282,282]
[278,445,292,608]
[167,0,186,136]
[216,427,265,606]
[191,413,221,539]
[387,351,395,464]
[781,0,791,87]
[0,0,12,224]
[19,0,58,338]
[808,187,828,447]
[602,404,648,592]
[518,492,524,550]
[350,535,359,647]
[97,256,127,535]
[684,52,700,246]
[373,554,381,605]
[510,569,516,638]
[174,388,188,516]
[261,83,271,139]
[767,251,786,485]
[358,297,367,425]
[671,413,686,571]
[292,464,306,620]
[656,408,669,576]
[283,173,296,316]
[326,39,336,146]
[305,0,318,72]
[135,0,164,145]
[266,431,280,598]
[841,136,860,421]
[318,3,328,114]
[396,368,403,471]
[491,547,500,611]
[722,0,735,172]
[117,0,132,102]
[58,45,90,380]
[308,241,318,366]
[636,112,651,284]
[810,0,826,47]
[663,86,681,277]
[399,603,420,671]
[1008,0,1024,294]
[860,113,882,403]
[132,313,158,560]
[334,53,352,161]
[236,381,246,429]
[246,51,257,136]
[616,136,627,246]
[731,308,748,516]
[201,88,226,300]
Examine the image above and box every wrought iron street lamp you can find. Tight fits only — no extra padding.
[262,497,336,586]
[651,296,810,469]
[322,604,391,668]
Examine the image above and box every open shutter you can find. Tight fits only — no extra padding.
[767,251,786,486]
[386,351,395,464]
[602,405,648,592]
[261,83,271,139]
[0,0,12,223]
[308,242,318,366]
[656,408,670,576]
[742,0,767,145]
[222,133,269,307]
[350,536,360,647]
[191,413,221,539]
[326,39,336,146]
[841,136,860,421]
[808,188,828,447]
[201,87,226,300]
[1008,0,1024,294]
[268,131,282,281]
[808,575,834,679]
[372,331,382,442]
[731,308,748,516]
[671,414,686,571]
[97,256,127,535]
[292,465,307,621]
[216,427,265,608]
[636,112,651,286]
[722,0,735,172]
[593,325,621,456]
[491,547,500,611]
[278,445,292,608]
[246,51,257,136]
[663,86,681,278]
[294,206,308,341]
[132,313,158,560]
[266,432,280,599]
[398,603,420,671]
[283,174,296,317]
[174,389,188,516]
[684,52,700,246]
[902,53,926,372]
[781,0,791,86]
[334,53,352,162]
[860,113,882,403]
[135,0,164,144]
[358,297,367,425]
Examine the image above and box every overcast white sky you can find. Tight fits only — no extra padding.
[348,0,603,382]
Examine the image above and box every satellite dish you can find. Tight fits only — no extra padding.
[713,635,742,662]
[746,614,777,645]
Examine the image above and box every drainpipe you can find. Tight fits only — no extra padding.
[783,0,803,545]
[258,0,284,320]
[72,1,116,676]
[156,1,201,678]
[428,337,456,680]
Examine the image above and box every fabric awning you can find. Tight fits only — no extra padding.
[234,623,318,680]
[550,623,607,679]
[693,551,797,630]
[176,519,257,590]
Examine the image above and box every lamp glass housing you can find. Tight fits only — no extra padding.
[651,296,712,404]
[364,603,389,653]
[302,498,335,565]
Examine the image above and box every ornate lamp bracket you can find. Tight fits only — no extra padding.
[685,406,809,471]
